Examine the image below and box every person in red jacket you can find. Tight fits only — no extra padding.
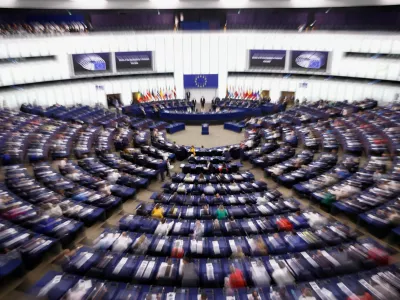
[228,265,247,288]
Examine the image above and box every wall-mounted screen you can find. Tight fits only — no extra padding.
[115,51,153,71]
[290,51,329,71]
[72,53,111,75]
[249,50,286,69]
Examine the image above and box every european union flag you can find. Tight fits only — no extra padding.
[184,74,219,89]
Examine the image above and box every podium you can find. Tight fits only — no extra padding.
[201,123,209,135]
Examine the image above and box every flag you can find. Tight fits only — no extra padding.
[173,86,177,99]
[151,89,156,100]
[137,92,143,102]
[142,90,148,102]
[147,90,152,101]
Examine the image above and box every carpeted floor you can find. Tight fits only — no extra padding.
[167,125,245,148]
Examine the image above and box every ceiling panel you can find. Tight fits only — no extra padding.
[1,0,399,9]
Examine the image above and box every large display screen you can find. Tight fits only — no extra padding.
[72,53,111,75]
[115,51,153,71]
[290,51,329,71]
[249,50,286,69]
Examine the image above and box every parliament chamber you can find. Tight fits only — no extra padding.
[0,1,400,300]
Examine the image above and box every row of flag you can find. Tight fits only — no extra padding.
[226,86,262,100]
[137,87,177,102]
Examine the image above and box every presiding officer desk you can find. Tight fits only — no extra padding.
[160,109,260,124]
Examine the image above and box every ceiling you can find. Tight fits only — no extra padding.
[1,0,400,10]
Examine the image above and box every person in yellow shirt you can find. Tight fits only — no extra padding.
[151,203,164,219]
[189,145,196,156]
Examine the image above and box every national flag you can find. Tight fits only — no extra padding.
[151,89,156,100]
[142,90,147,102]
[173,86,177,99]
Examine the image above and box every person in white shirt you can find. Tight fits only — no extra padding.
[154,218,173,236]
[271,261,295,287]
[204,183,216,195]
[192,220,204,239]
[251,259,271,287]
[245,139,254,148]
[66,170,80,182]
[107,171,121,184]
[306,212,328,229]
[184,174,195,183]
[112,232,132,252]
[229,182,241,192]
[42,203,63,217]
[131,234,150,255]
[256,194,268,205]
[99,183,111,196]
[93,233,118,250]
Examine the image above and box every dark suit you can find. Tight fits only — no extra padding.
[200,97,205,108]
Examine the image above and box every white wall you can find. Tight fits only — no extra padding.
[0,76,174,109]
[0,31,400,107]
[1,32,400,93]
[228,75,400,104]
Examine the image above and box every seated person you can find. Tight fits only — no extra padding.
[189,146,196,156]
[169,204,179,217]
[93,232,118,250]
[180,256,199,287]
[156,258,175,282]
[198,173,206,183]
[193,220,204,239]
[255,237,268,255]
[271,261,295,287]
[230,246,245,259]
[131,234,150,255]
[112,232,132,252]
[213,193,223,205]
[251,259,271,287]
[200,204,210,217]
[151,203,164,219]
[218,163,229,173]
[256,194,269,205]
[154,218,173,236]
[204,183,216,195]
[66,170,80,181]
[199,194,207,205]
[177,183,186,193]
[107,171,121,184]
[306,212,328,229]
[216,205,228,220]
[41,202,63,217]
[98,182,111,196]
[229,182,241,192]
[228,265,247,288]
[184,173,195,183]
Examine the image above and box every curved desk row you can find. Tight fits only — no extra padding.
[159,109,260,124]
